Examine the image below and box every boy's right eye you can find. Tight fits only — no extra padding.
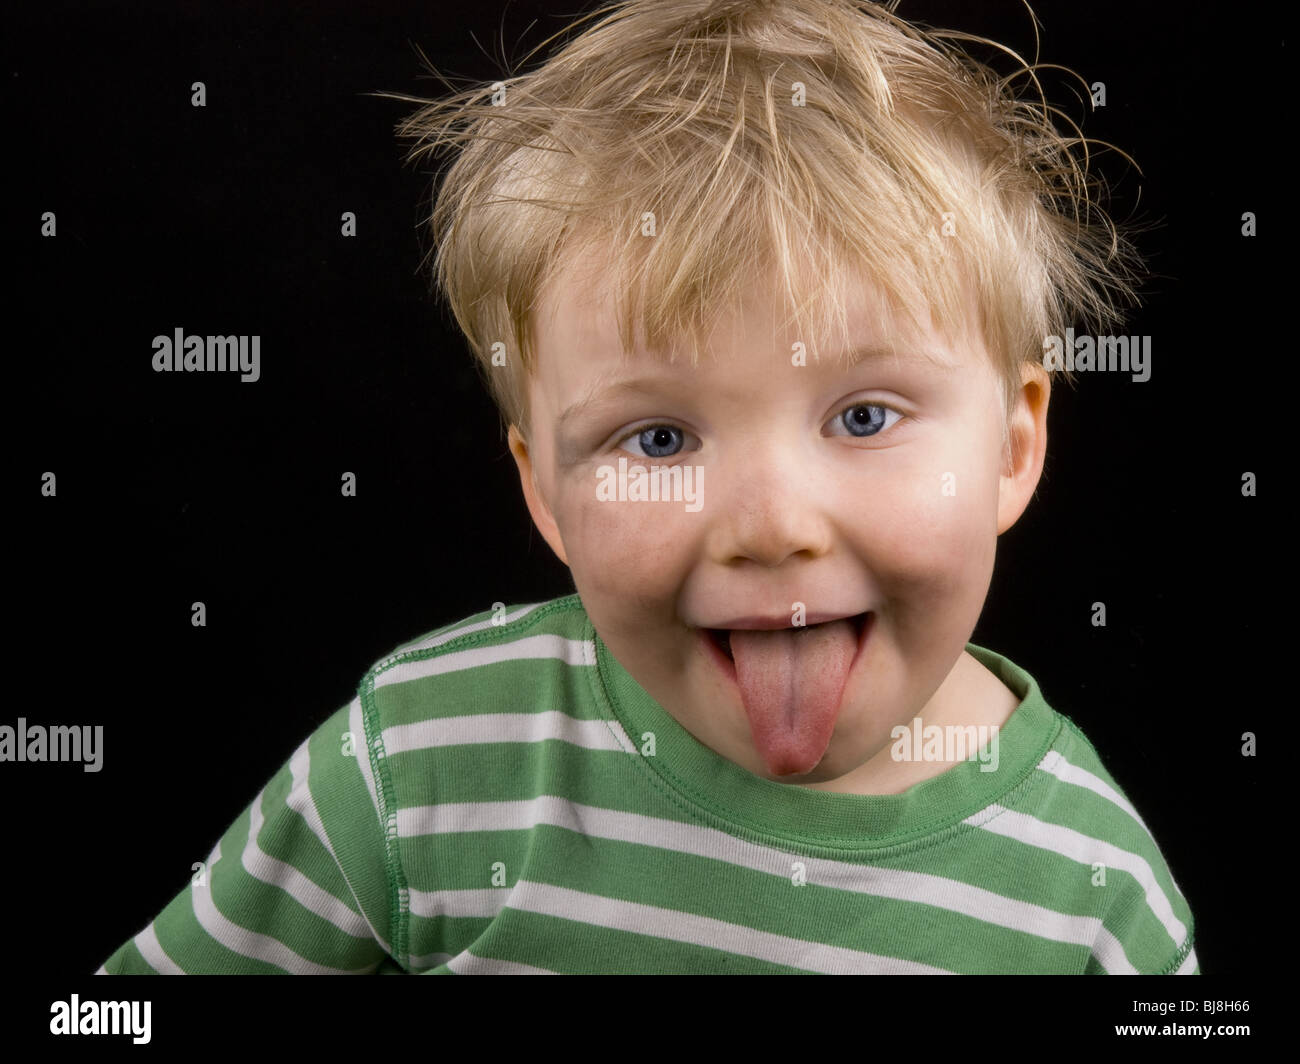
[617,424,695,459]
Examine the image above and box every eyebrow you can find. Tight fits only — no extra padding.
[842,341,957,370]
[558,376,676,428]
[556,343,948,427]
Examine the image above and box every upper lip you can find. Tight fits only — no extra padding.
[702,611,867,630]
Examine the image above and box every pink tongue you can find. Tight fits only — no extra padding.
[728,619,858,776]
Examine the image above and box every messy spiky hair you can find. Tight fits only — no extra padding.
[383,0,1144,448]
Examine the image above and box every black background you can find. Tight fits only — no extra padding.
[8,0,1278,984]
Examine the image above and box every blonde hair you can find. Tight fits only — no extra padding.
[381,0,1145,448]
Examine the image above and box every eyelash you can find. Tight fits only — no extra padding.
[613,401,906,457]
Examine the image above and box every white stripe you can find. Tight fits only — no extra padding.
[407,948,559,975]
[1040,751,1150,834]
[968,804,1188,948]
[286,717,394,955]
[1092,928,1140,975]
[376,603,546,668]
[1176,947,1198,975]
[190,840,373,974]
[410,950,452,970]
[382,710,636,756]
[432,879,953,974]
[408,887,512,919]
[1039,751,1190,905]
[444,951,558,975]
[245,780,374,939]
[373,635,595,689]
[398,795,1131,971]
[133,922,185,975]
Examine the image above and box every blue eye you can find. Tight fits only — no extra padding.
[831,402,902,438]
[621,424,686,458]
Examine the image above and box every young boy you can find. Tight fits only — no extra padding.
[99,0,1196,974]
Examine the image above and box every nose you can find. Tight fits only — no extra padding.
[702,441,836,568]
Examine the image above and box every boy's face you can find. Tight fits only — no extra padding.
[509,259,1048,789]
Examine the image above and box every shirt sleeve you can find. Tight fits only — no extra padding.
[96,697,401,974]
[1079,834,1198,975]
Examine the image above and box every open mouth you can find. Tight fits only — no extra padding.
[698,611,874,776]
[705,612,872,664]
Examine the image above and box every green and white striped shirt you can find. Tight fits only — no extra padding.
[99,593,1197,974]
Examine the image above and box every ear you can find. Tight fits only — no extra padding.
[507,424,570,566]
[996,361,1050,535]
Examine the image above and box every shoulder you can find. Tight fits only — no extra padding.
[370,594,588,667]
[996,709,1197,973]
[356,594,595,724]
[962,646,1197,973]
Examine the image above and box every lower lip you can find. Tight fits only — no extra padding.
[699,613,873,694]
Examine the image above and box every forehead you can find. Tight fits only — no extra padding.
[531,252,967,408]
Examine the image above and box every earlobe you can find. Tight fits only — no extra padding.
[507,424,570,566]
[996,363,1050,535]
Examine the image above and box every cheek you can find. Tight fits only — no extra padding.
[864,451,999,615]
[553,477,695,606]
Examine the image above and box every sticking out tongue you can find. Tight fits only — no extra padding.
[728,618,859,777]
